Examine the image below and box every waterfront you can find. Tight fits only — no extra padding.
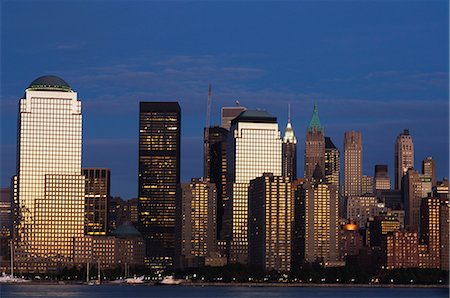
[0,285,448,298]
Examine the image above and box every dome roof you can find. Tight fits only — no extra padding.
[27,75,72,92]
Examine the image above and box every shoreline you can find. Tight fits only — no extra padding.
[2,281,448,288]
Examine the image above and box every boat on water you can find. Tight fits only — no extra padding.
[155,275,183,285]
[0,272,30,283]
[125,275,145,284]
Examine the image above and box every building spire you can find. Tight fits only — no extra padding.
[308,100,322,132]
[283,104,297,144]
[288,103,291,123]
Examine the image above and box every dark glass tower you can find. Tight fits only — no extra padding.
[204,126,228,240]
[83,168,110,236]
[138,102,181,271]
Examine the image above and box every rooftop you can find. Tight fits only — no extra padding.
[27,75,72,92]
[231,109,277,125]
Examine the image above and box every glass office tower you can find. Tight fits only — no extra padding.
[138,102,181,270]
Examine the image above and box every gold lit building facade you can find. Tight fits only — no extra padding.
[324,137,340,188]
[226,110,282,264]
[343,131,362,197]
[249,174,292,272]
[83,168,110,236]
[180,179,217,268]
[138,102,181,270]
[394,129,414,190]
[15,76,85,270]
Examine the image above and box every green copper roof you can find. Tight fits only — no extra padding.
[308,102,322,132]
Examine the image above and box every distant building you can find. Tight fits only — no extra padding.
[292,178,307,270]
[340,222,363,261]
[422,157,436,187]
[249,174,292,272]
[395,129,414,190]
[386,231,419,269]
[375,189,402,210]
[347,195,386,228]
[83,168,110,236]
[325,137,340,188]
[282,113,297,182]
[301,165,339,264]
[226,110,282,264]
[180,179,218,268]
[433,179,449,199]
[109,197,130,232]
[304,103,325,180]
[14,75,85,271]
[362,175,374,195]
[367,215,401,248]
[0,188,12,262]
[419,196,444,269]
[128,198,139,225]
[204,126,228,240]
[138,102,181,270]
[439,198,449,270]
[221,106,246,130]
[402,168,432,231]
[374,165,390,191]
[343,131,362,197]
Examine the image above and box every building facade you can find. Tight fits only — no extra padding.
[362,175,374,195]
[301,165,339,264]
[180,179,217,268]
[304,103,325,180]
[203,126,228,240]
[138,102,181,270]
[347,195,386,228]
[386,231,419,269]
[324,137,340,188]
[248,174,292,272]
[394,129,414,190]
[14,75,85,271]
[343,131,362,197]
[221,106,246,130]
[83,168,110,236]
[422,156,436,187]
[282,116,297,182]
[226,110,282,264]
[374,165,390,192]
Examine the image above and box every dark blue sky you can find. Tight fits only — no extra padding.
[1,1,448,199]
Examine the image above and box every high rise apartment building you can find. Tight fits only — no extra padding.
[343,131,362,197]
[83,168,110,236]
[138,102,181,270]
[304,103,325,179]
[15,75,85,270]
[226,110,282,264]
[395,129,414,190]
[180,179,217,268]
[249,174,292,272]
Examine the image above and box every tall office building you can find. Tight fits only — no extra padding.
[419,196,442,269]
[301,165,339,264]
[324,137,340,188]
[203,126,228,240]
[343,131,362,197]
[292,178,307,270]
[138,102,181,270]
[249,174,292,272]
[304,103,325,179]
[395,129,414,190]
[83,168,110,235]
[0,188,12,262]
[374,165,390,191]
[282,112,297,181]
[439,198,449,270]
[15,75,85,269]
[362,175,374,195]
[221,106,246,130]
[422,156,436,187]
[402,168,432,231]
[226,110,282,264]
[180,179,217,268]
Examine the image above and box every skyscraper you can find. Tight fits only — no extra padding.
[395,129,414,190]
[422,156,436,187]
[226,110,282,264]
[282,109,297,181]
[374,165,390,191]
[83,168,110,236]
[324,137,340,188]
[221,106,246,130]
[420,196,442,269]
[138,102,181,270]
[248,174,292,272]
[180,178,217,268]
[343,131,362,197]
[402,168,432,231]
[301,165,339,264]
[15,75,85,269]
[304,103,325,179]
[203,126,228,240]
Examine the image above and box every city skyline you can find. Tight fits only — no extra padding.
[1,1,448,199]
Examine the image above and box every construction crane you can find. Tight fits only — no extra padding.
[203,84,212,181]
